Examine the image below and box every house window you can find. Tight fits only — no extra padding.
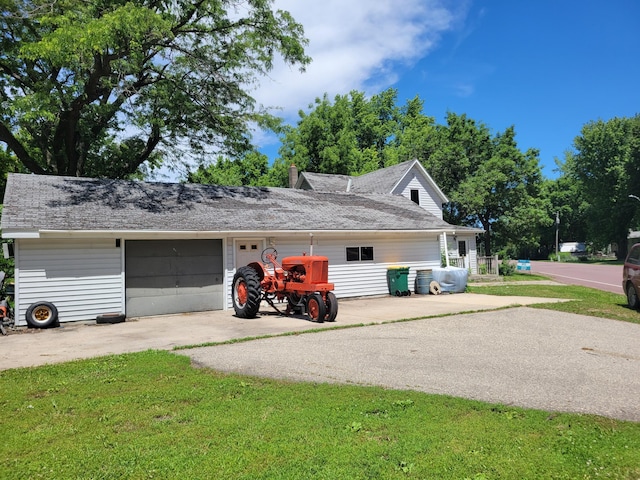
[346,246,374,262]
[360,246,374,261]
[410,189,419,205]
[458,240,467,257]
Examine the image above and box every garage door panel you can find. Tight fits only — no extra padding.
[127,256,222,277]
[127,273,223,290]
[127,240,215,257]
[171,256,223,275]
[126,289,224,317]
[125,239,223,317]
[127,284,223,297]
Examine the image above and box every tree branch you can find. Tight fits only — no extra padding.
[134,124,161,169]
[0,121,46,174]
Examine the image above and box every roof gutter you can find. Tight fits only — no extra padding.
[1,230,40,239]
[25,228,463,239]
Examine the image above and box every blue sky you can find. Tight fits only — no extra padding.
[252,0,640,179]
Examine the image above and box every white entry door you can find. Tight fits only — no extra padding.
[235,239,265,269]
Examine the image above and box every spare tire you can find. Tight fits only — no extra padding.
[26,301,58,328]
[96,313,126,324]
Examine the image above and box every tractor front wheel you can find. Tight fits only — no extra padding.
[306,293,326,323]
[325,292,338,322]
[232,266,262,318]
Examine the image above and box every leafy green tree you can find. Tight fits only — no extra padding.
[383,96,439,166]
[537,160,589,258]
[567,115,640,259]
[0,0,310,179]
[195,90,547,260]
[424,113,547,257]
[187,151,275,187]
[276,88,407,177]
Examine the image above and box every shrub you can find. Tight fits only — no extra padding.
[499,257,515,276]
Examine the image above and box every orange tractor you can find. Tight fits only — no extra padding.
[232,248,338,322]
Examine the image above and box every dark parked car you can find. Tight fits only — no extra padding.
[623,243,640,308]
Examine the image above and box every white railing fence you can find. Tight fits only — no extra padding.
[447,255,500,275]
[448,257,465,269]
[477,255,499,275]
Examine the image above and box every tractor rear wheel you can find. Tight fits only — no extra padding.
[325,292,338,322]
[306,293,326,323]
[232,266,262,318]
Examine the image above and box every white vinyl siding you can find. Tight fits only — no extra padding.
[15,239,123,325]
[393,165,443,219]
[225,234,441,306]
[320,235,441,298]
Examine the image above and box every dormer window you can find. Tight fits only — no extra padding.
[410,189,419,204]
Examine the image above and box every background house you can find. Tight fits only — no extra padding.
[292,159,483,273]
[1,173,472,325]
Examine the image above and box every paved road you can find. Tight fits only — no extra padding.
[530,261,623,294]
[186,307,640,422]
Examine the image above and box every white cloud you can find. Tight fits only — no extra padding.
[252,0,465,124]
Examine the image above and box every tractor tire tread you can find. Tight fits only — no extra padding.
[233,266,262,318]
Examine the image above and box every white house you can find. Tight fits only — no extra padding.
[1,172,479,326]
[293,160,483,273]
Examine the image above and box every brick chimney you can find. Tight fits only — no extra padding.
[288,164,298,188]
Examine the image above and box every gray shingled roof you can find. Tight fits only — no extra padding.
[296,160,420,194]
[297,172,352,192]
[1,174,459,236]
[351,160,415,194]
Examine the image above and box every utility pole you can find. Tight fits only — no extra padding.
[555,211,560,262]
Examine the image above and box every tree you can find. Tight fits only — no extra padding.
[567,115,640,259]
[0,0,310,179]
[187,151,275,187]
[424,113,547,257]
[536,159,589,258]
[194,91,547,259]
[276,88,408,177]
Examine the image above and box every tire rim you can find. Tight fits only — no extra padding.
[235,280,248,307]
[308,299,320,320]
[33,307,51,323]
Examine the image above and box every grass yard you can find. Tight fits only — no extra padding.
[2,277,640,479]
[1,350,639,480]
[468,280,640,324]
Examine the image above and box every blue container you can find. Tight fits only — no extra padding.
[431,267,468,293]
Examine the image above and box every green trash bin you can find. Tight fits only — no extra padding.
[387,266,411,296]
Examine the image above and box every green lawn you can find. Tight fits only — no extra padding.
[1,351,639,479]
[468,278,639,324]
[1,279,640,479]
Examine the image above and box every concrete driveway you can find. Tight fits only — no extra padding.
[186,307,640,422]
[1,293,552,370]
[2,292,639,422]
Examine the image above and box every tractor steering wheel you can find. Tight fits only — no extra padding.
[261,247,278,264]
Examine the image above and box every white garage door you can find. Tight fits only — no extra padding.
[125,239,224,317]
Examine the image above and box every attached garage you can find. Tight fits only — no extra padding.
[125,239,224,317]
[1,173,477,326]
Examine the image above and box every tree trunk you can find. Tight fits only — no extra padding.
[617,235,629,261]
